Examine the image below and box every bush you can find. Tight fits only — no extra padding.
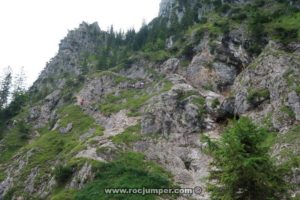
[273,27,298,44]
[247,88,270,106]
[211,98,220,108]
[4,92,28,119]
[17,120,30,140]
[54,164,74,185]
[180,43,194,60]
[296,86,300,95]
[204,117,293,200]
[281,106,295,119]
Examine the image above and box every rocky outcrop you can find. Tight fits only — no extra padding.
[233,41,300,130]
[134,133,211,200]
[41,22,101,78]
[29,22,103,100]
[59,123,73,134]
[141,82,203,135]
[184,28,250,92]
[68,163,93,189]
[28,90,61,128]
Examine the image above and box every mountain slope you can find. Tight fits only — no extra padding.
[0,0,299,199]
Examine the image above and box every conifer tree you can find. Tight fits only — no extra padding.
[205,117,293,200]
[0,66,12,109]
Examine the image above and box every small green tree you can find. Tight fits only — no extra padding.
[0,67,12,109]
[204,117,293,200]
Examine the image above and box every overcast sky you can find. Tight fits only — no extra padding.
[0,0,161,87]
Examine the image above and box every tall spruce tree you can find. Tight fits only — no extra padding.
[205,117,293,200]
[12,66,26,95]
[0,66,12,109]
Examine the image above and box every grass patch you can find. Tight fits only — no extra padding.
[112,124,142,145]
[90,71,132,85]
[99,89,152,116]
[247,88,270,106]
[51,189,76,200]
[11,105,103,190]
[161,80,173,93]
[0,171,6,182]
[98,79,174,116]
[177,90,198,101]
[58,105,103,134]
[268,12,300,42]
[296,86,300,95]
[192,96,206,107]
[280,106,296,119]
[0,127,28,164]
[142,50,171,63]
[276,125,300,158]
[191,96,207,122]
[74,152,175,200]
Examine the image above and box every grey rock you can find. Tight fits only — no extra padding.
[133,132,211,200]
[213,62,237,90]
[233,41,300,130]
[24,167,39,194]
[288,91,300,121]
[59,123,73,134]
[220,97,235,117]
[29,90,61,129]
[159,0,176,17]
[80,128,96,141]
[69,163,93,189]
[77,73,116,105]
[159,58,180,74]
[119,59,152,80]
[141,83,204,135]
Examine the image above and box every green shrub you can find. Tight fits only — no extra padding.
[54,164,74,185]
[179,59,190,67]
[281,106,295,119]
[177,90,198,101]
[211,98,220,108]
[273,27,298,44]
[296,86,300,95]
[180,43,194,60]
[247,88,270,106]
[17,120,30,140]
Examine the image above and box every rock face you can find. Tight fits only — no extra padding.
[159,0,177,17]
[28,90,61,128]
[233,42,300,131]
[134,133,210,200]
[29,22,102,100]
[41,22,101,78]
[142,82,203,135]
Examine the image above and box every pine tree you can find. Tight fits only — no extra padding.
[204,117,293,200]
[13,66,27,95]
[0,66,12,109]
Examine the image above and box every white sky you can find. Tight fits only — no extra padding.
[0,0,161,87]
